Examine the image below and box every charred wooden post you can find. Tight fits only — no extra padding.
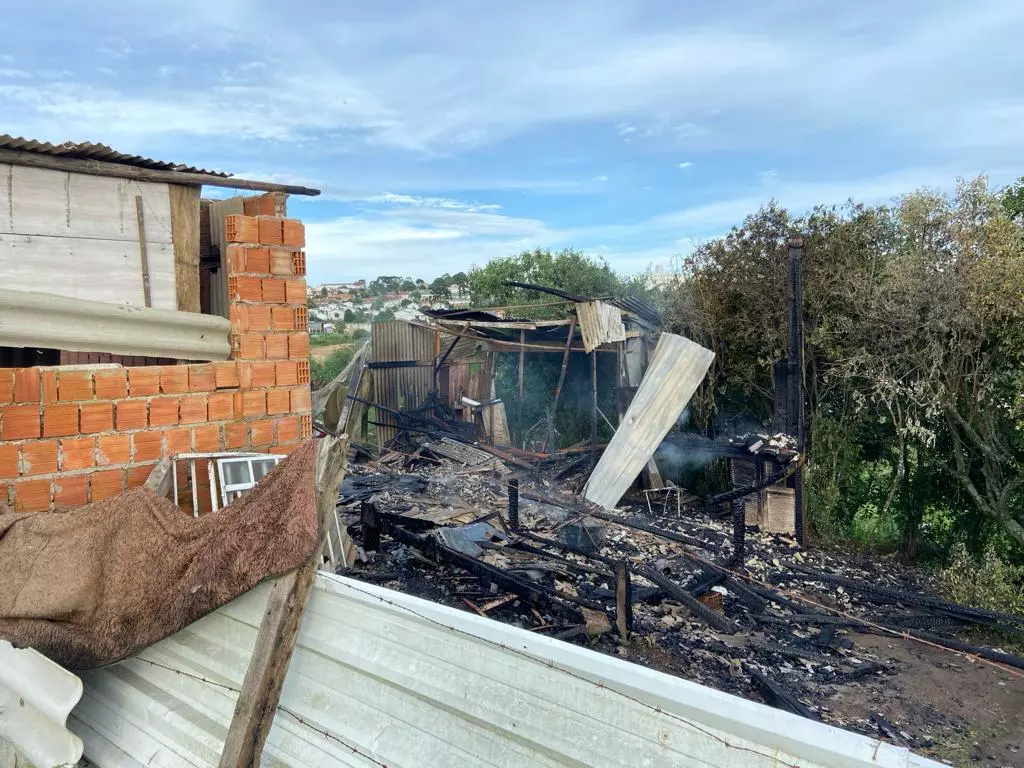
[546,317,577,453]
[507,478,520,531]
[730,497,745,567]
[787,237,806,545]
[590,350,598,469]
[615,560,632,640]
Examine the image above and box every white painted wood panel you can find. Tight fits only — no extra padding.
[0,164,172,243]
[585,333,715,509]
[0,233,176,310]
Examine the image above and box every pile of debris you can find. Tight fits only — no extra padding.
[334,437,1024,751]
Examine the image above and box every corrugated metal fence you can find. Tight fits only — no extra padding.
[372,321,436,445]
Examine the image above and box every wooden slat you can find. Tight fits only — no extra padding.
[575,300,626,353]
[583,334,714,509]
[218,436,348,767]
[169,184,201,313]
[135,196,152,307]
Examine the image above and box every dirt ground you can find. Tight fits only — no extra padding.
[310,343,347,361]
[830,632,1023,767]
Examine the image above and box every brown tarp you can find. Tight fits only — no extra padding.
[0,441,316,670]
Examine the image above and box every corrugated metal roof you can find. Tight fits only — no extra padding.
[0,134,230,177]
[70,573,943,768]
[0,640,84,767]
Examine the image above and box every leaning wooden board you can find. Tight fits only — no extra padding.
[583,333,714,509]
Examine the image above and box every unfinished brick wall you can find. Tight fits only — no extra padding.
[0,198,311,513]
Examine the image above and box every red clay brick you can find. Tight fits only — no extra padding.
[266,388,290,415]
[294,306,308,331]
[225,214,259,244]
[245,246,271,273]
[160,366,189,394]
[2,404,40,439]
[116,399,148,430]
[14,478,51,512]
[61,437,96,470]
[180,395,208,424]
[192,424,221,452]
[0,370,13,403]
[250,418,274,447]
[261,278,287,304]
[58,370,93,401]
[224,421,248,449]
[54,474,88,508]
[132,430,164,462]
[258,217,284,246]
[271,306,295,331]
[250,362,277,387]
[90,469,123,501]
[165,428,191,454]
[94,368,128,399]
[149,397,180,427]
[288,333,310,359]
[188,364,216,393]
[13,369,40,403]
[291,251,306,276]
[239,333,264,360]
[46,403,81,436]
[290,386,312,413]
[20,441,58,475]
[264,334,289,360]
[41,370,58,402]
[234,276,263,302]
[126,464,154,490]
[276,362,299,387]
[0,481,7,507]
[270,442,297,456]
[207,392,235,421]
[226,243,246,274]
[296,361,310,385]
[0,444,19,478]
[282,219,305,247]
[241,391,266,416]
[247,305,272,331]
[78,402,112,434]
[285,278,306,304]
[275,416,300,443]
[299,414,312,439]
[214,362,240,389]
[269,249,293,275]
[128,367,160,396]
[243,193,278,217]
[97,433,132,465]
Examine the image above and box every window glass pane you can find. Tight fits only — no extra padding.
[223,460,252,485]
[252,458,276,482]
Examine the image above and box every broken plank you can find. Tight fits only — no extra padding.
[218,436,348,768]
[584,333,713,509]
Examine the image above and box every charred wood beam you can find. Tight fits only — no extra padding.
[705,456,802,509]
[747,666,820,721]
[516,530,619,567]
[615,561,633,639]
[786,562,1024,628]
[508,541,614,579]
[641,567,740,634]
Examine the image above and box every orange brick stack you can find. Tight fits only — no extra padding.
[0,195,312,514]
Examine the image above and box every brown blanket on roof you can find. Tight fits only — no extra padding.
[0,441,316,670]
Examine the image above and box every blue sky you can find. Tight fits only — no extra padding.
[3,1,1024,285]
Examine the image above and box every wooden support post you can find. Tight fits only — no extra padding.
[169,184,201,313]
[546,317,577,454]
[218,436,349,768]
[590,350,598,470]
[134,196,152,308]
[517,329,525,449]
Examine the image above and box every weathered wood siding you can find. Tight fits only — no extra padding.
[0,164,177,309]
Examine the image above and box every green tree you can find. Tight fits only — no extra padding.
[319,287,328,297]
[468,248,628,318]
[429,275,452,303]
[399,279,417,292]
[343,308,356,323]
[1002,176,1024,221]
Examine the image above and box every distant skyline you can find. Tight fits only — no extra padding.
[3,1,1024,284]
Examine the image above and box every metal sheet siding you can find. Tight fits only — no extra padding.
[371,321,435,445]
[71,573,942,768]
[0,135,228,177]
[0,640,84,768]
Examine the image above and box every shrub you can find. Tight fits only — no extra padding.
[940,543,1024,617]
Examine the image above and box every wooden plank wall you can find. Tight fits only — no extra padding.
[169,185,201,312]
[0,163,177,309]
[207,197,245,318]
[372,321,436,446]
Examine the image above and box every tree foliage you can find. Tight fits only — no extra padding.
[663,178,1024,557]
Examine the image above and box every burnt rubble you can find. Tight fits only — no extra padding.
[330,431,1024,751]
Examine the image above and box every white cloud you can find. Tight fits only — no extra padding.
[0,68,31,79]
[678,161,693,170]
[96,67,116,77]
[592,175,608,182]
[0,54,13,64]
[361,192,501,213]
